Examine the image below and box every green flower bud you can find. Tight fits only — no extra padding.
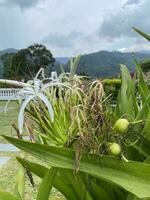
[108,142,121,156]
[113,118,129,134]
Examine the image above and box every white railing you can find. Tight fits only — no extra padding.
[0,88,21,100]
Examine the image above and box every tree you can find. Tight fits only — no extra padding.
[1,52,15,78]
[3,44,55,80]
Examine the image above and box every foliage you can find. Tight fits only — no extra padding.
[1,53,15,79]
[102,78,121,100]
[1,63,150,199]
[2,44,55,80]
[140,59,150,73]
[0,154,64,200]
[1,28,150,200]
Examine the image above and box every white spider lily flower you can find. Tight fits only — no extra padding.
[0,68,72,134]
[18,93,54,134]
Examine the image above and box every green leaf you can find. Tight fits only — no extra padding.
[17,157,78,200]
[4,136,150,198]
[14,165,25,200]
[133,27,150,42]
[135,94,150,121]
[58,169,93,200]
[143,111,150,140]
[116,65,136,117]
[90,181,109,200]
[135,60,149,104]
[36,167,57,200]
[0,189,20,200]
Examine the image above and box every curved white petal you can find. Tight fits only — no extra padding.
[37,93,54,122]
[18,95,35,134]
[0,79,31,87]
[35,68,45,79]
[42,82,72,91]
[51,71,58,82]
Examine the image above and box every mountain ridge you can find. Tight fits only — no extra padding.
[0,48,150,78]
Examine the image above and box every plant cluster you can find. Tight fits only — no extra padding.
[1,28,150,200]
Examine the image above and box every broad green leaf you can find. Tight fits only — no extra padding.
[0,189,20,200]
[36,167,57,200]
[4,136,150,198]
[117,65,136,117]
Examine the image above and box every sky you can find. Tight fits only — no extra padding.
[0,0,149,57]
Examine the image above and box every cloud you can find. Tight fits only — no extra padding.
[0,0,148,56]
[0,0,43,9]
[42,31,110,56]
[43,32,84,48]
[118,42,150,52]
[99,0,150,41]
[124,0,141,6]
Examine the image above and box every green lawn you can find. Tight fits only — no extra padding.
[0,101,18,142]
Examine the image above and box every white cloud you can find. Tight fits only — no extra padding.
[118,42,150,52]
[0,0,149,56]
[99,0,150,40]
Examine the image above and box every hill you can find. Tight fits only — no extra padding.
[74,51,150,78]
[0,48,18,55]
[0,49,150,78]
[55,57,70,65]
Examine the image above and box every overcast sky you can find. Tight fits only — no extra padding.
[0,0,149,56]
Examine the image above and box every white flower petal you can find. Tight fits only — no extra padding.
[37,93,54,122]
[18,95,35,134]
[0,79,31,87]
[42,82,72,91]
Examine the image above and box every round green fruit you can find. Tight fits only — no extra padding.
[113,118,129,134]
[108,143,121,156]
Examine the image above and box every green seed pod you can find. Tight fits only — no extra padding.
[113,118,129,134]
[108,142,121,156]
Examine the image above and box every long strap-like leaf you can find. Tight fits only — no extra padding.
[36,167,57,200]
[0,189,20,200]
[17,157,78,200]
[3,136,150,198]
[133,27,150,42]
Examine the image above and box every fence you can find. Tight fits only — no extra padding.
[0,88,21,100]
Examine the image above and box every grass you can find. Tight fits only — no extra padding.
[0,101,18,142]
[0,151,65,200]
